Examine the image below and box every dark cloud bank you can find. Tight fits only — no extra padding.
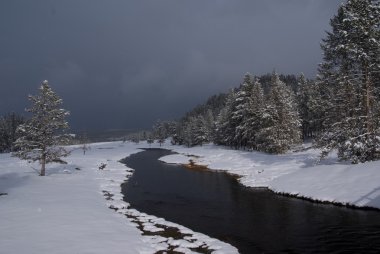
[0,0,342,131]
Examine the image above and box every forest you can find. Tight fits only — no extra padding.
[150,0,380,164]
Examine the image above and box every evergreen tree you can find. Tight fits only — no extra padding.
[215,90,237,147]
[232,73,254,148]
[152,120,166,146]
[13,80,71,176]
[171,121,184,145]
[152,120,178,145]
[296,74,314,139]
[193,115,208,146]
[182,118,195,147]
[317,0,380,163]
[203,109,216,142]
[256,72,302,153]
[0,113,25,153]
[243,77,265,150]
[214,107,229,146]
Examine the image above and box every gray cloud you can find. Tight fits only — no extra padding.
[0,0,342,131]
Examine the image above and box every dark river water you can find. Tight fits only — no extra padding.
[121,148,380,254]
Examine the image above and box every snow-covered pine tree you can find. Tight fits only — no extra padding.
[232,73,254,149]
[182,117,196,147]
[215,90,237,147]
[296,73,314,139]
[203,109,215,143]
[256,72,302,153]
[152,120,166,146]
[13,80,71,176]
[191,116,205,146]
[214,107,229,146]
[317,0,380,163]
[301,76,331,139]
[243,77,265,150]
[171,121,184,145]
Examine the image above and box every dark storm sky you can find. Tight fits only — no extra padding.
[0,0,342,131]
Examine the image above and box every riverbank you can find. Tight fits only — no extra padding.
[2,140,380,254]
[0,141,237,254]
[159,143,380,210]
[0,142,150,254]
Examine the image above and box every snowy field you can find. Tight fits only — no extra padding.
[0,141,237,254]
[1,140,380,254]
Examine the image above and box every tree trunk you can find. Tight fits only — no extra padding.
[40,153,46,176]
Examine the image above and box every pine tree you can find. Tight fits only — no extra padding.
[304,79,329,139]
[203,109,215,142]
[152,120,166,146]
[0,113,25,153]
[243,77,265,150]
[232,73,254,149]
[256,72,302,153]
[296,74,314,139]
[13,80,71,176]
[183,118,196,147]
[215,90,237,147]
[317,0,380,163]
[171,121,183,145]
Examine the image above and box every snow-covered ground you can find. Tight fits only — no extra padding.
[0,141,237,254]
[2,140,380,254]
[160,143,380,209]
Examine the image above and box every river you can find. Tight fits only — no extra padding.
[121,148,380,254]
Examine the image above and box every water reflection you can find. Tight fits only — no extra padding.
[122,149,380,254]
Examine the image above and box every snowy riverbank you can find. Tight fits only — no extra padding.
[2,140,380,254]
[0,141,237,254]
[160,143,380,209]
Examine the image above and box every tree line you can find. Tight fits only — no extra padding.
[151,72,309,153]
[151,0,380,163]
[1,0,379,168]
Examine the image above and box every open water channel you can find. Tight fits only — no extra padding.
[121,148,380,254]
